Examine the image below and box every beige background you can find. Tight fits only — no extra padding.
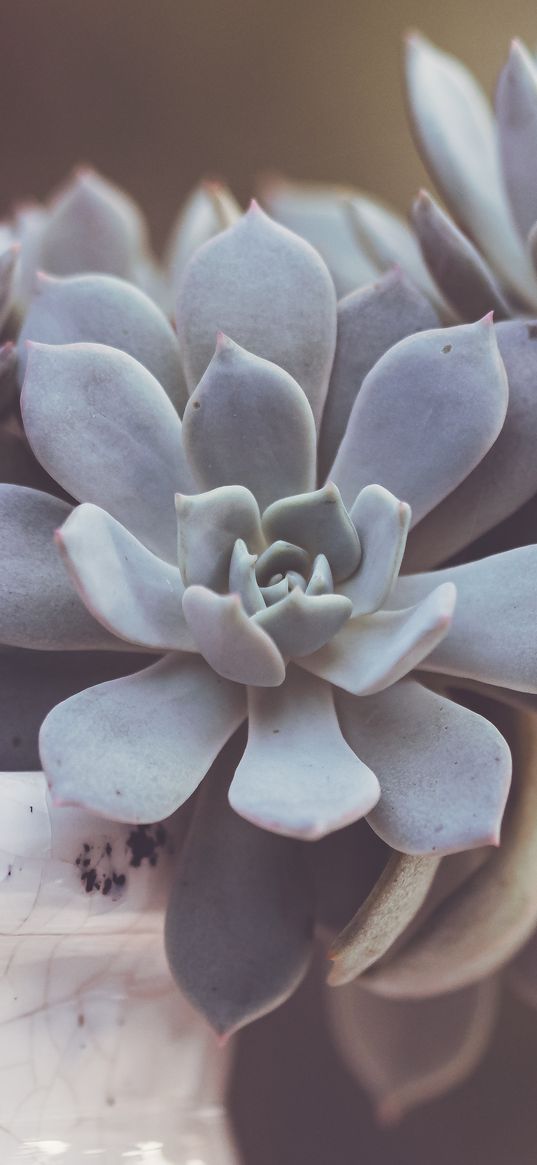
[3,0,537,245]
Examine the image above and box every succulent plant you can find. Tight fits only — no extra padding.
[405,34,537,321]
[2,197,537,1059]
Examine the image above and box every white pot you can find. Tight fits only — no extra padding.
[0,772,240,1164]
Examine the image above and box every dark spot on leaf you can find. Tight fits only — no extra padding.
[192,400,201,409]
[442,344,452,354]
[77,1013,85,1027]
[527,324,537,340]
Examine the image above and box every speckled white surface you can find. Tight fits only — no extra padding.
[0,773,238,1164]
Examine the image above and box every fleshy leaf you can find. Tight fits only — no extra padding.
[40,167,148,279]
[18,273,188,412]
[182,585,286,686]
[40,653,245,822]
[404,33,537,306]
[0,485,118,650]
[299,583,455,696]
[340,485,410,615]
[165,736,314,1036]
[405,321,537,569]
[166,181,240,294]
[262,483,360,583]
[176,201,337,427]
[337,679,511,854]
[226,666,378,843]
[319,268,439,479]
[182,336,316,510]
[328,978,497,1123]
[412,190,511,320]
[394,548,537,692]
[255,540,310,584]
[328,851,440,985]
[496,40,537,239]
[0,244,19,331]
[21,342,193,562]
[260,176,380,297]
[306,553,334,596]
[229,540,265,615]
[509,928,537,1010]
[253,588,352,657]
[176,485,264,591]
[361,709,537,997]
[56,504,194,652]
[346,195,445,310]
[330,317,508,518]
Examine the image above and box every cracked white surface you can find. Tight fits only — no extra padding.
[0,774,239,1164]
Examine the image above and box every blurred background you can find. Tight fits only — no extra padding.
[5,1,537,1161]
[3,0,537,247]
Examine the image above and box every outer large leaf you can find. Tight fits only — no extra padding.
[347,195,445,310]
[39,653,246,822]
[39,167,148,280]
[19,272,188,412]
[412,191,511,321]
[319,269,439,480]
[405,321,537,569]
[228,667,380,839]
[496,40,537,238]
[166,181,240,294]
[509,927,537,1010]
[361,709,537,997]
[176,202,337,427]
[0,486,118,651]
[260,177,380,297]
[165,736,314,1037]
[405,33,537,306]
[328,851,440,985]
[328,977,498,1123]
[330,317,507,519]
[336,680,511,854]
[394,548,537,692]
[21,342,193,562]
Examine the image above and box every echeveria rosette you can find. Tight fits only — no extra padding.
[3,203,535,1038]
